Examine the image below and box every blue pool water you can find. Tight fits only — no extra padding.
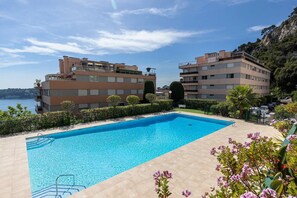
[26,113,233,193]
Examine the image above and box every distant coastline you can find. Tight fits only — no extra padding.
[0,88,36,99]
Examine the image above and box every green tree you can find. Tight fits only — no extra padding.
[169,81,184,102]
[126,95,140,106]
[143,81,155,101]
[106,95,121,108]
[292,90,297,102]
[7,104,32,118]
[145,93,156,105]
[226,85,258,117]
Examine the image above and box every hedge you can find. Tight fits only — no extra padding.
[184,99,218,110]
[0,100,173,136]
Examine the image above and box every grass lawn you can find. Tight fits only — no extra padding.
[174,108,213,115]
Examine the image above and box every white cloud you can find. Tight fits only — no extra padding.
[0,38,92,56]
[247,25,269,32]
[209,0,252,5]
[109,2,185,24]
[70,29,205,54]
[1,29,206,56]
[0,60,39,68]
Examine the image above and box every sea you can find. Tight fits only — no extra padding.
[0,99,36,114]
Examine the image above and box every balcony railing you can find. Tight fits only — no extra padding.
[181,80,198,84]
[184,90,198,92]
[35,95,42,102]
[178,61,196,67]
[180,71,199,75]
[35,105,42,113]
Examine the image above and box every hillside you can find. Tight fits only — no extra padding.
[0,88,37,99]
[235,7,297,94]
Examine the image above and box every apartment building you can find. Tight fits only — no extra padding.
[36,56,156,113]
[179,50,271,101]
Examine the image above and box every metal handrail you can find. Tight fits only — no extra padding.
[55,174,75,198]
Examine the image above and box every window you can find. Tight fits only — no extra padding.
[226,85,234,89]
[210,85,214,87]
[131,78,137,83]
[108,89,116,95]
[227,63,234,68]
[117,90,124,94]
[226,74,234,78]
[202,66,208,71]
[201,95,207,99]
[138,78,144,83]
[202,85,207,89]
[131,90,137,94]
[210,75,215,77]
[138,90,143,94]
[108,77,115,82]
[202,75,208,80]
[209,94,214,96]
[78,90,87,96]
[246,74,251,79]
[89,75,97,82]
[78,104,88,109]
[117,77,124,83]
[90,89,99,95]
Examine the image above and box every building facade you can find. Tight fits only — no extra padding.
[179,50,271,101]
[36,56,156,113]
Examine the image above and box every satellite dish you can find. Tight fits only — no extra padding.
[146,67,151,72]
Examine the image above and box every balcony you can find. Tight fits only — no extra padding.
[35,105,42,113]
[184,90,198,93]
[180,71,199,75]
[181,80,198,84]
[35,95,42,102]
[178,61,197,69]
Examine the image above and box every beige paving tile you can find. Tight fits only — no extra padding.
[0,112,280,198]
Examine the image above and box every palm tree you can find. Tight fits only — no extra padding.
[226,85,258,117]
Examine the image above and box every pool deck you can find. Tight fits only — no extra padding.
[0,111,280,198]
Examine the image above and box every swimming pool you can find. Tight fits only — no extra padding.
[26,113,233,196]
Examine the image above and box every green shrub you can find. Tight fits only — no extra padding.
[126,95,140,106]
[106,95,122,108]
[184,99,218,110]
[0,101,173,136]
[292,90,297,102]
[80,102,171,123]
[275,105,294,119]
[145,93,157,105]
[210,101,230,117]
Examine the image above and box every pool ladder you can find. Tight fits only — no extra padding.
[27,133,55,150]
[32,174,86,198]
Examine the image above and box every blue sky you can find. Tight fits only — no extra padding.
[0,0,296,89]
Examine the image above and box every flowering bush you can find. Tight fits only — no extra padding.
[204,133,297,197]
[153,170,191,198]
[271,120,292,137]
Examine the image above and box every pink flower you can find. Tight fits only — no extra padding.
[287,135,297,141]
[228,138,233,144]
[210,147,217,155]
[231,174,241,182]
[251,132,260,140]
[259,188,277,198]
[218,145,226,150]
[286,143,292,152]
[182,190,191,197]
[163,171,172,179]
[217,176,225,186]
[240,192,258,198]
[244,142,251,148]
[247,133,253,138]
[215,164,221,171]
[241,164,252,177]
